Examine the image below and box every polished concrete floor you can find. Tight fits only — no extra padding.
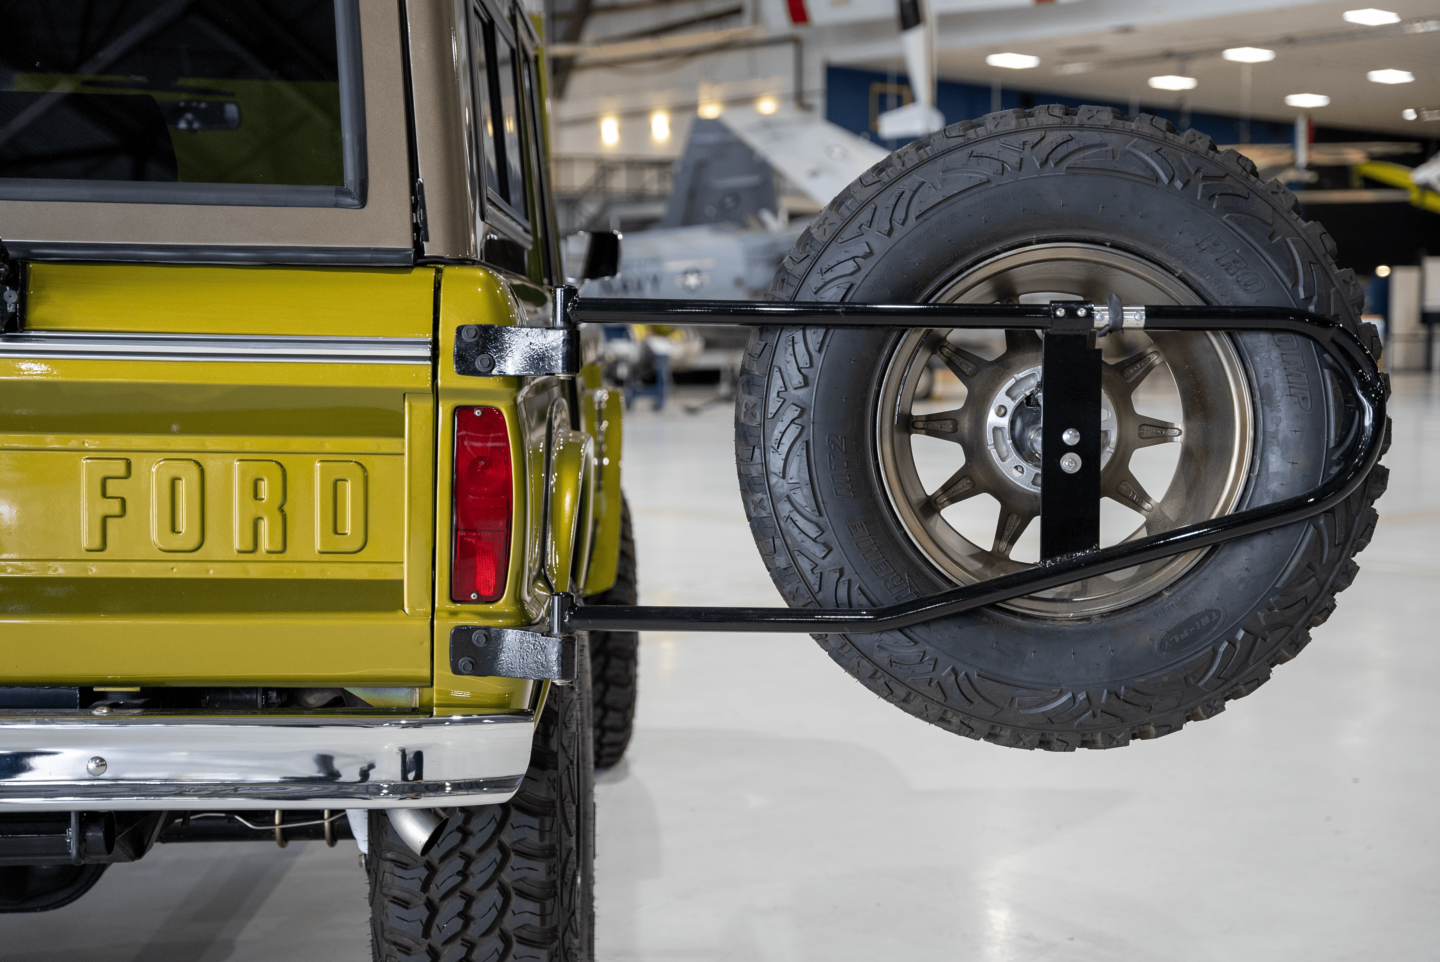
[6,374,1440,961]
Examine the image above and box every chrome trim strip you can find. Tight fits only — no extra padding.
[0,331,433,365]
[0,712,533,811]
[5,243,415,266]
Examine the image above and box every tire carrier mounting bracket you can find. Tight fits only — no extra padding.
[1041,304,1103,559]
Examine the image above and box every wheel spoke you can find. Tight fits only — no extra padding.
[919,468,984,518]
[906,407,965,441]
[932,340,990,383]
[1004,328,1043,356]
[1134,417,1183,448]
[1108,349,1162,396]
[992,501,1036,558]
[1104,468,1172,529]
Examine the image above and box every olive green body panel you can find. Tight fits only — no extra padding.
[0,265,438,686]
[0,4,626,718]
[25,264,435,338]
[432,267,554,714]
[579,368,623,597]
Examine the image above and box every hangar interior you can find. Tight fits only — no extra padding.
[0,0,1437,959]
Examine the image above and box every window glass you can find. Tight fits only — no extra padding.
[518,50,553,281]
[468,10,501,204]
[492,33,526,216]
[0,0,346,187]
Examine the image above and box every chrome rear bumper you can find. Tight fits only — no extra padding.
[0,712,534,811]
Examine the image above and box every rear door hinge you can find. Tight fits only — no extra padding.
[454,325,580,377]
[448,626,576,681]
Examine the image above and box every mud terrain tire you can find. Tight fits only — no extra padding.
[587,498,639,770]
[737,105,1387,751]
[368,640,594,959]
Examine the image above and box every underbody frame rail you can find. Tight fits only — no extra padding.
[558,295,1387,634]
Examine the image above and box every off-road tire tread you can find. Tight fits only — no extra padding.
[740,104,1387,751]
[587,498,639,770]
[368,660,592,960]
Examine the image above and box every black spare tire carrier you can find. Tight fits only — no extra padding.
[562,296,1386,632]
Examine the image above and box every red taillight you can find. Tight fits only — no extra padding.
[452,407,512,603]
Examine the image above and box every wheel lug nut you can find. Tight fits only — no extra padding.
[994,405,1007,417]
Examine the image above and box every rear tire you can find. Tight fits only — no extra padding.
[587,498,639,770]
[368,638,594,960]
[738,105,1387,751]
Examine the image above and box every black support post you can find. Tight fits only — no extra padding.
[1040,325,1103,559]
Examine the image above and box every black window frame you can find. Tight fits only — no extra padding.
[517,35,560,285]
[0,0,367,209]
[467,0,534,249]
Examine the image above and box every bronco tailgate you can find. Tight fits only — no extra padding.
[0,264,437,686]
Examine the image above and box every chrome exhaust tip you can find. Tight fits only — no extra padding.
[387,808,446,857]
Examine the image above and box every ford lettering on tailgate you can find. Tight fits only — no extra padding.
[0,440,402,575]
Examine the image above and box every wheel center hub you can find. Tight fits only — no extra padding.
[984,365,1117,490]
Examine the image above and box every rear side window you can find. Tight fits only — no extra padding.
[0,0,365,207]
[467,1,533,240]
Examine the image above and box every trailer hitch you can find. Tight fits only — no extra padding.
[552,295,1387,636]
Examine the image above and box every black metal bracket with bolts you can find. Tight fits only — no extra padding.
[532,294,1388,636]
[448,625,577,681]
[454,324,580,377]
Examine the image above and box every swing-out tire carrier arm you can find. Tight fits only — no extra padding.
[559,298,1388,635]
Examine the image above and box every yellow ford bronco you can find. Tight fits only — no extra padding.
[0,0,636,953]
[0,0,1391,955]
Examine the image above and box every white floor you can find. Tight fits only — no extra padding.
[7,375,1439,961]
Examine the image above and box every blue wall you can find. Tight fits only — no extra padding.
[826,65,1294,153]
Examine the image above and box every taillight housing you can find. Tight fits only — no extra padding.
[451,406,512,603]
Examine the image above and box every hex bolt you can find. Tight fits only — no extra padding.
[460,324,479,341]
[1060,452,1082,474]
[92,705,110,715]
[1062,428,1080,446]
[86,756,107,776]
[457,657,476,674]
[474,352,496,374]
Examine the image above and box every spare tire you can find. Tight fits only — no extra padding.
[736,105,1387,751]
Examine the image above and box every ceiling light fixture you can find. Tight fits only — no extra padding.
[1368,68,1415,84]
[1285,93,1330,108]
[1403,108,1419,120]
[600,116,619,146]
[986,52,1040,70]
[1375,265,1391,277]
[650,111,670,141]
[1148,75,1198,91]
[698,102,722,119]
[755,96,778,115]
[1343,8,1400,25]
[1222,47,1276,63]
